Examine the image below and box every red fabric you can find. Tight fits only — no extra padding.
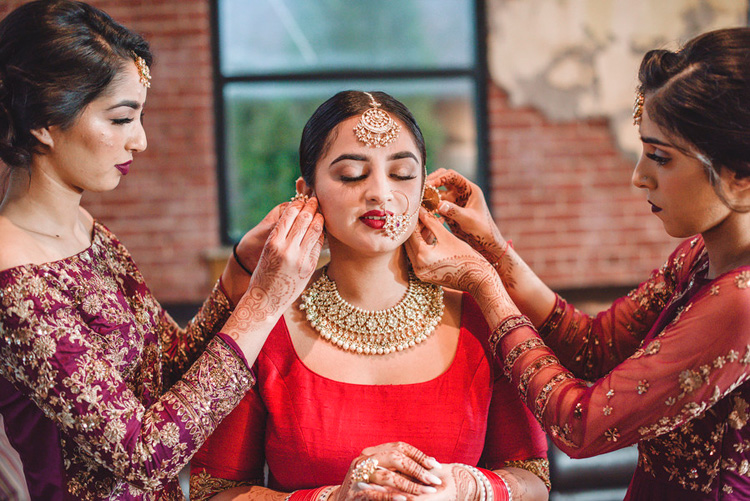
[192,293,547,492]
[477,467,510,501]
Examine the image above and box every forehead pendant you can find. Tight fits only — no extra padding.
[132,51,151,88]
[633,90,644,126]
[354,92,401,147]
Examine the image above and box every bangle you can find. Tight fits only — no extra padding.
[232,242,253,275]
[460,464,488,501]
[476,468,511,501]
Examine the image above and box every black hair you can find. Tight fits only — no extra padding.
[0,0,152,168]
[638,27,750,210]
[299,90,426,186]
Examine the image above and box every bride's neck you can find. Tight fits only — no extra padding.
[325,246,411,311]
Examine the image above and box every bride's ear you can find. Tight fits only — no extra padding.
[295,177,314,197]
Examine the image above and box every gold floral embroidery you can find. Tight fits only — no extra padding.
[679,369,705,395]
[710,285,720,295]
[604,428,620,442]
[729,396,750,430]
[735,271,750,289]
[189,469,261,501]
[603,405,612,416]
[504,458,551,491]
[637,380,649,395]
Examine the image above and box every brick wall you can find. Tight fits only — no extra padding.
[0,0,220,304]
[0,1,680,304]
[487,83,678,290]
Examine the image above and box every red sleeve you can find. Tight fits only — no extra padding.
[189,384,267,498]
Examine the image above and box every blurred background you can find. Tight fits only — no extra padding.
[0,0,747,498]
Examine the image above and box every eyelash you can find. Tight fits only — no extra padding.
[646,152,670,166]
[112,112,145,126]
[340,174,417,182]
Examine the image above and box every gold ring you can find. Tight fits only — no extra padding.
[351,457,378,483]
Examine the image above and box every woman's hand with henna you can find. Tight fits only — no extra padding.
[336,442,443,501]
[426,168,508,263]
[406,208,520,323]
[408,464,480,501]
[234,202,289,275]
[222,197,325,353]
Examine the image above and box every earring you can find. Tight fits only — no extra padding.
[421,185,441,213]
[291,192,309,203]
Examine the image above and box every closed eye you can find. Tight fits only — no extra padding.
[646,152,670,166]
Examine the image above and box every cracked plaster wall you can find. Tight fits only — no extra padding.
[487,0,748,158]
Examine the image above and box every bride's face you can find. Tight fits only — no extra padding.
[310,115,423,256]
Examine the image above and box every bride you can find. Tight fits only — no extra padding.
[190,91,550,501]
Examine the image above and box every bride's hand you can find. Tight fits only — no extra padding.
[336,442,443,501]
[426,168,508,263]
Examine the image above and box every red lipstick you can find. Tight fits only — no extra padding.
[359,210,391,230]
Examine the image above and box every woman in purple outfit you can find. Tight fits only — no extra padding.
[407,27,750,500]
[0,1,343,499]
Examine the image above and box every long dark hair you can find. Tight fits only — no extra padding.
[0,0,152,168]
[638,27,750,210]
[299,90,426,186]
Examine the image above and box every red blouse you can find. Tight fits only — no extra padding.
[191,293,547,498]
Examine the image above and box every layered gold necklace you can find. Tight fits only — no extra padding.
[300,267,444,355]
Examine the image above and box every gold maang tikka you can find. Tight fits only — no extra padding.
[354,92,401,148]
[633,90,644,126]
[132,51,151,88]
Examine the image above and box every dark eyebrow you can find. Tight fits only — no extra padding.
[107,100,141,111]
[640,136,674,148]
[389,151,419,162]
[330,153,368,166]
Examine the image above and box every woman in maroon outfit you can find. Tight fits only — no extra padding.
[0,1,325,499]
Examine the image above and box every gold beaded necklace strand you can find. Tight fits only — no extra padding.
[300,266,444,355]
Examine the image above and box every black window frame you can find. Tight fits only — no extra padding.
[209,0,490,244]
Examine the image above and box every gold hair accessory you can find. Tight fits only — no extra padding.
[354,92,401,148]
[131,51,151,88]
[291,192,309,203]
[351,458,379,483]
[633,90,644,126]
[300,266,444,356]
[421,184,441,213]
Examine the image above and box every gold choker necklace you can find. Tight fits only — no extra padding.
[300,267,444,355]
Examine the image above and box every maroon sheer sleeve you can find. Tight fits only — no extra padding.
[537,258,676,381]
[492,239,750,459]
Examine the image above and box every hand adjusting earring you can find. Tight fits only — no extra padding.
[421,184,441,213]
[354,92,401,148]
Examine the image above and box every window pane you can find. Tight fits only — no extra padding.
[219,0,475,76]
[223,79,477,240]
